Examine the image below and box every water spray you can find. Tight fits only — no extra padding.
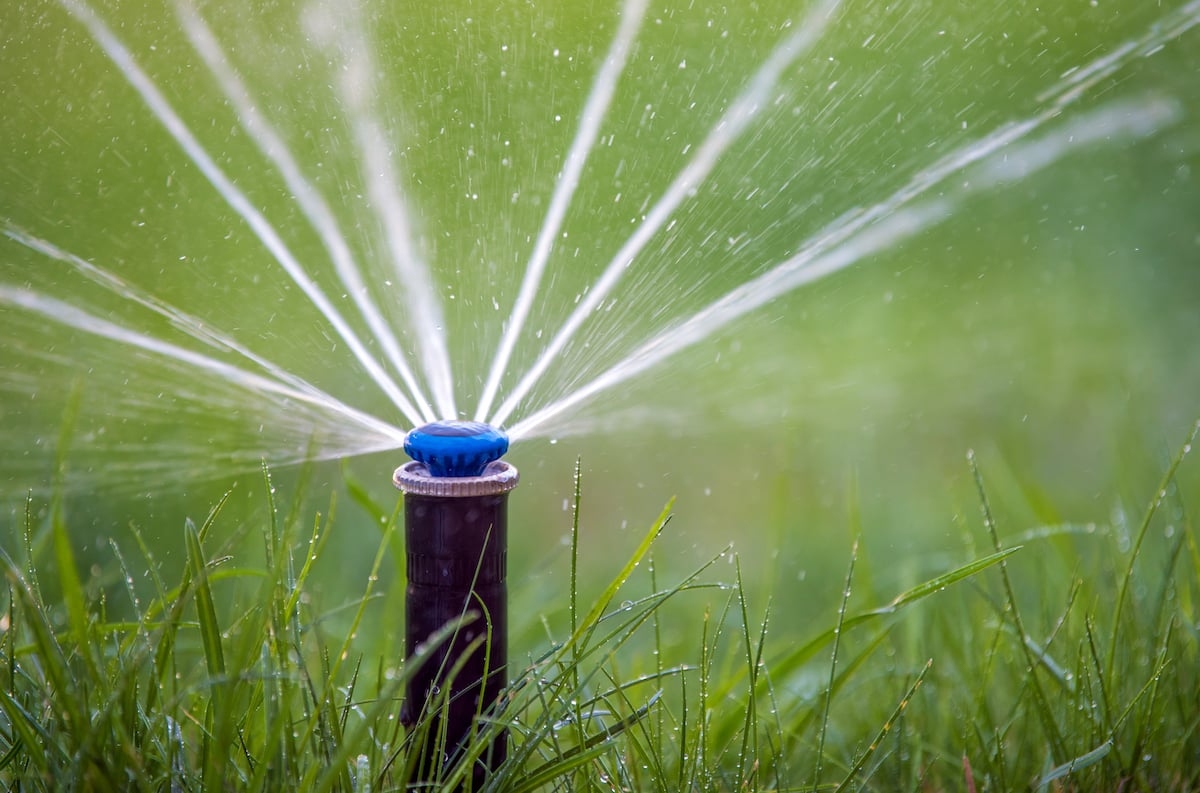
[394,420,517,783]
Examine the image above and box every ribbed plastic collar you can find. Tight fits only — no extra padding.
[393,460,519,497]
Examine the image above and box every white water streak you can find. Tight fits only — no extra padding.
[0,285,407,447]
[307,0,457,419]
[177,0,437,423]
[489,0,843,428]
[473,0,650,422]
[57,0,426,426]
[507,89,1183,441]
[6,225,347,405]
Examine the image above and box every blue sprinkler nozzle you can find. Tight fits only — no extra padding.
[403,420,509,477]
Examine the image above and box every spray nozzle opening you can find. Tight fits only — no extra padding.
[403,420,509,477]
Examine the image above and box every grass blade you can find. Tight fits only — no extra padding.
[184,518,225,677]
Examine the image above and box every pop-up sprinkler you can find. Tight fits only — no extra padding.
[394,420,517,784]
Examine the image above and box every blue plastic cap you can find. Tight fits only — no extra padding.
[403,421,510,477]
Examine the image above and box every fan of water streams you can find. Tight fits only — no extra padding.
[2,0,1198,496]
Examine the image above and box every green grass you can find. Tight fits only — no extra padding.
[2,423,1199,791]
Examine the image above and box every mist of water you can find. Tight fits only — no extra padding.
[487,0,844,429]
[507,95,1182,441]
[2,0,1197,492]
[57,0,431,427]
[177,0,440,424]
[474,0,650,423]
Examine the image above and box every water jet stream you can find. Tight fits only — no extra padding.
[506,82,1186,442]
[0,286,407,450]
[487,0,844,428]
[5,225,365,409]
[176,0,438,424]
[305,0,459,420]
[474,0,650,423]
[57,0,427,427]
[502,0,1200,439]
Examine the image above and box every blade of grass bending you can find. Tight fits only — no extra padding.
[571,499,674,653]
[501,497,679,776]
[307,615,468,793]
[0,549,76,727]
[507,693,662,793]
[1035,740,1112,790]
[837,659,933,790]
[0,734,23,773]
[969,450,1067,762]
[583,668,686,788]
[792,625,894,741]
[0,687,57,774]
[1107,419,1199,675]
[768,547,1020,684]
[498,501,682,781]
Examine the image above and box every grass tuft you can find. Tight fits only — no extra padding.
[0,424,1198,790]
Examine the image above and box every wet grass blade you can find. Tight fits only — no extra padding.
[813,538,858,789]
[970,450,1067,762]
[184,518,225,679]
[1035,739,1112,790]
[1107,419,1199,674]
[51,501,99,683]
[769,546,1020,682]
[573,498,674,650]
[508,693,661,793]
[837,658,932,790]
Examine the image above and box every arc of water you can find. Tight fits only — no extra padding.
[487,0,843,429]
[177,0,437,423]
[0,285,407,448]
[58,0,426,428]
[506,91,1185,442]
[473,0,650,423]
[4,225,344,407]
[307,0,457,420]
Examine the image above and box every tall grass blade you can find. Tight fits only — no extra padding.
[184,518,226,678]
[1107,419,1199,673]
[770,547,1019,682]
[837,658,932,790]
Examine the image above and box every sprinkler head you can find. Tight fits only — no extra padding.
[403,420,509,478]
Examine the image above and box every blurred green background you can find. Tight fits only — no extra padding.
[1,0,1198,648]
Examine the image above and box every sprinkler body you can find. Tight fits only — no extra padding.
[395,420,516,785]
